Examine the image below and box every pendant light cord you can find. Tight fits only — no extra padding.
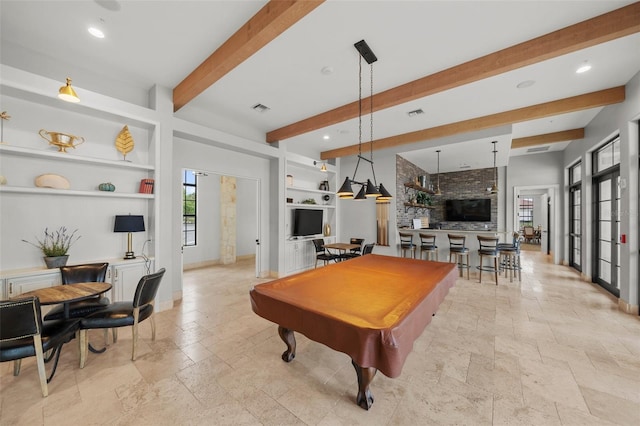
[369,62,378,187]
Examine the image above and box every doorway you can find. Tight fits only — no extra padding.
[592,170,621,297]
[181,169,261,278]
[512,185,559,264]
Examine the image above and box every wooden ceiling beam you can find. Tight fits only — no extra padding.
[173,0,324,112]
[268,2,640,143]
[511,128,585,149]
[320,86,624,160]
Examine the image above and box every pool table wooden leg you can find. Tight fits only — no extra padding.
[351,359,377,410]
[277,326,296,362]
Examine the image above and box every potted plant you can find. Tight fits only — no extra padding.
[23,226,80,268]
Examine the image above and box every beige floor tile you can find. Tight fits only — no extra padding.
[2,253,640,426]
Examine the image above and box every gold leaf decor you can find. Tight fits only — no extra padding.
[115,125,134,161]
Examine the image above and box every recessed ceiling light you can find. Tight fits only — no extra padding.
[323,135,330,140]
[516,80,535,89]
[576,63,591,74]
[88,27,105,38]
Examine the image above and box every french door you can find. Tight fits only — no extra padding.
[593,170,621,296]
[569,186,581,270]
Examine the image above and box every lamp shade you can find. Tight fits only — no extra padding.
[353,186,367,200]
[114,215,145,233]
[377,182,392,200]
[337,177,353,197]
[58,78,80,103]
[365,179,381,197]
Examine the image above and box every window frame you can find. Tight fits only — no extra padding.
[182,170,197,247]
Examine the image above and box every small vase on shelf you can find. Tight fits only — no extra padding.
[323,223,331,237]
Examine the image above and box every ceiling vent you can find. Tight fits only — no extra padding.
[526,146,550,153]
[251,103,270,113]
[459,164,471,169]
[407,108,424,117]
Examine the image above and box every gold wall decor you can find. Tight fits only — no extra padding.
[39,129,84,153]
[115,125,134,161]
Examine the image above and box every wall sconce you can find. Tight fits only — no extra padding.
[114,215,145,259]
[314,160,327,172]
[58,77,80,103]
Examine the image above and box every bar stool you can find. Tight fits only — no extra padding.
[477,235,500,284]
[419,233,438,261]
[447,234,470,279]
[399,232,416,258]
[498,232,521,283]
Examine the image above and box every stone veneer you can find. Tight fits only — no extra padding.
[220,176,237,264]
[396,155,497,231]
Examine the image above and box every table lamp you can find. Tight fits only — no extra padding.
[114,215,145,259]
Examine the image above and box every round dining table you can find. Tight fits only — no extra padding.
[19,282,112,319]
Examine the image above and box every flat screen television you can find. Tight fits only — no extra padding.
[292,209,323,236]
[445,198,491,222]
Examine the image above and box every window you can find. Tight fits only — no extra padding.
[593,135,620,174]
[182,170,197,246]
[569,162,582,270]
[518,197,534,228]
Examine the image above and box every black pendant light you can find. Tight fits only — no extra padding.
[337,40,391,202]
[490,140,498,194]
[434,149,442,195]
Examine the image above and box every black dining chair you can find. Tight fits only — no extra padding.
[362,243,375,255]
[312,239,338,267]
[43,262,109,321]
[78,268,165,365]
[342,237,364,260]
[0,296,81,397]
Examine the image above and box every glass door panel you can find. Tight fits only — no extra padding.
[593,171,620,296]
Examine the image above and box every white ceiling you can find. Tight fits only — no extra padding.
[1,0,639,174]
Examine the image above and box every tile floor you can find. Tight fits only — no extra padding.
[1,251,639,425]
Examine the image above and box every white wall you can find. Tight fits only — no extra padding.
[236,178,257,257]
[563,70,640,309]
[338,152,396,256]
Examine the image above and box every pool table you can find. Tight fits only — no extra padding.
[249,254,456,410]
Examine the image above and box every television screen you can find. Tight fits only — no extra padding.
[445,198,491,222]
[292,209,323,236]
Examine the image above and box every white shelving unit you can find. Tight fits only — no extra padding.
[0,65,159,281]
[284,154,337,275]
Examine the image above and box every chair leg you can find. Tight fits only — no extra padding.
[79,329,87,368]
[150,314,156,341]
[112,328,118,343]
[494,257,499,285]
[13,359,21,376]
[33,335,48,397]
[132,307,140,361]
[479,255,483,283]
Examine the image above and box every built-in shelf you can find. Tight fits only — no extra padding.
[404,182,434,194]
[403,202,434,213]
[286,186,333,195]
[286,202,334,209]
[0,145,154,171]
[0,186,154,199]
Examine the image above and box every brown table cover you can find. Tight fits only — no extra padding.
[250,254,456,378]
